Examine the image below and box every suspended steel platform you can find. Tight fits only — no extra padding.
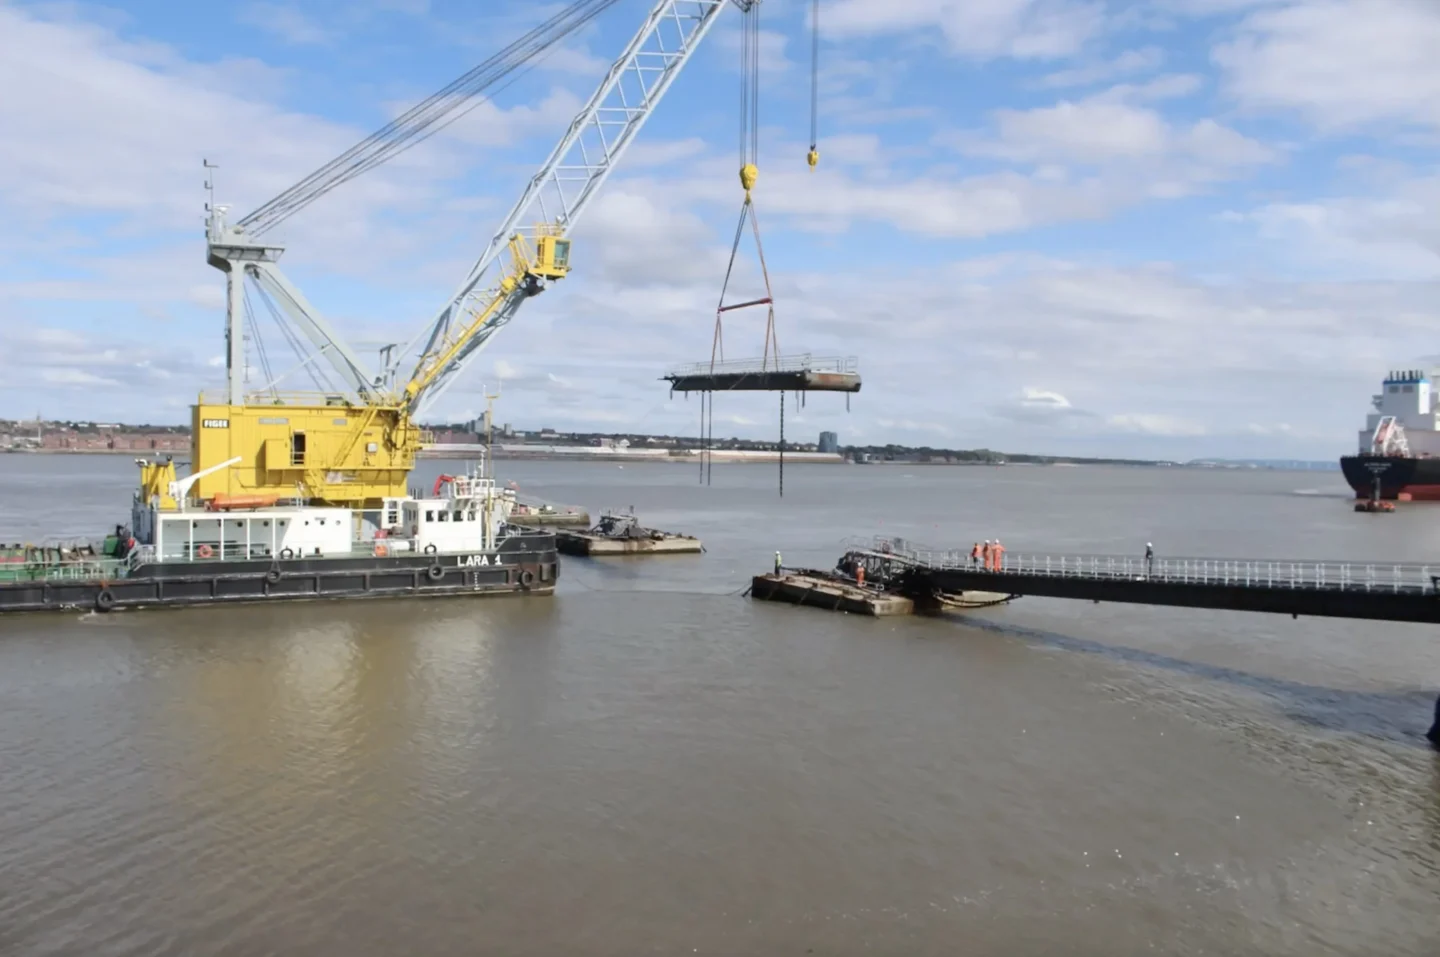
[663,355,861,393]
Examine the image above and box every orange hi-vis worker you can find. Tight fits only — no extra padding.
[981,540,992,570]
[970,542,982,566]
[992,539,1006,571]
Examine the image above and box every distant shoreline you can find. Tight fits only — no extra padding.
[1,448,163,456]
[0,447,1340,471]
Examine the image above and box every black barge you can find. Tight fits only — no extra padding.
[0,530,558,615]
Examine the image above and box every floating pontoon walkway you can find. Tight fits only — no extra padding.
[835,538,1440,745]
[844,539,1440,624]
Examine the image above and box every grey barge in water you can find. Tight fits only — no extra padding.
[0,459,557,615]
[554,510,702,556]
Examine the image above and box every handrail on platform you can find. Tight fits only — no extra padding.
[665,354,858,378]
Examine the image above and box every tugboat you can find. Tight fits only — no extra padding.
[0,452,557,615]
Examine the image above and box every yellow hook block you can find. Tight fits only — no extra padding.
[739,163,758,193]
[806,148,819,170]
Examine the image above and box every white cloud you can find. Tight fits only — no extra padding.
[1213,0,1440,131]
[1237,173,1440,280]
[607,128,1272,245]
[875,418,953,436]
[1037,46,1165,88]
[961,96,1274,168]
[1093,73,1205,103]
[439,87,584,149]
[368,0,431,14]
[532,44,611,78]
[824,0,1105,61]
[1160,0,1289,13]
[237,3,331,46]
[1105,413,1209,437]
[571,187,728,284]
[715,26,793,77]
[0,325,212,401]
[980,100,1171,161]
[1020,388,1074,409]
[39,368,124,387]
[0,6,381,230]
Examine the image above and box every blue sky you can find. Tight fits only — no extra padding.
[2,0,1439,459]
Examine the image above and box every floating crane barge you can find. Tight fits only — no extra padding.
[0,0,771,614]
[0,459,556,615]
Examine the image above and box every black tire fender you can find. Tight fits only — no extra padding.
[426,564,445,582]
[95,589,116,613]
[265,568,282,584]
[519,569,535,589]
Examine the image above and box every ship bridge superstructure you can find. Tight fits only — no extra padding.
[1362,369,1440,455]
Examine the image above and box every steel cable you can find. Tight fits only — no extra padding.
[239,0,620,236]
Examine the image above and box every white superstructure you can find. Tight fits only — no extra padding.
[129,457,516,563]
[1359,369,1440,456]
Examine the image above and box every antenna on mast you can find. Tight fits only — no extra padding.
[203,159,218,212]
[484,383,502,456]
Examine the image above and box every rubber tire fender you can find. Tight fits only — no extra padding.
[95,589,116,613]
[265,568,282,584]
[426,564,445,582]
[519,569,535,589]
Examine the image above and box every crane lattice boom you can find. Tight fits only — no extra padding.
[396,0,748,417]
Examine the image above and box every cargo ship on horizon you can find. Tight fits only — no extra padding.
[1339,369,1440,500]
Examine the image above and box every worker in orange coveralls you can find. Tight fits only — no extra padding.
[991,539,1006,571]
[970,542,982,567]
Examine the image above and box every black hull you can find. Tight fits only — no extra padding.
[1339,455,1440,500]
[0,533,557,615]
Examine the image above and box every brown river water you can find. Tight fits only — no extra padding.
[2,454,1439,955]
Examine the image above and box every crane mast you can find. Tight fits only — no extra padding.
[191,0,752,509]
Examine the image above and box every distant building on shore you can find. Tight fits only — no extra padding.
[817,431,839,454]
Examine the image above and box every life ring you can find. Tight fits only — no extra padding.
[265,568,282,584]
[518,569,535,588]
[423,543,438,555]
[196,543,213,559]
[426,564,445,582]
[94,589,115,612]
[280,547,295,559]
[374,543,389,558]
